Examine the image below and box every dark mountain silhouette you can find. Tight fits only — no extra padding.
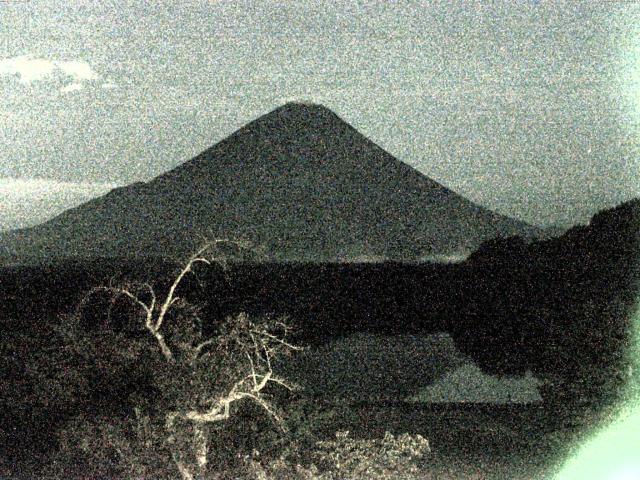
[0,102,540,264]
[454,198,640,407]
[0,199,636,432]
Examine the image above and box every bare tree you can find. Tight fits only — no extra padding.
[72,239,301,479]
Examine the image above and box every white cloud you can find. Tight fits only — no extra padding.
[0,177,118,231]
[0,54,102,90]
[0,56,56,84]
[0,177,116,199]
[422,252,471,263]
[56,60,99,82]
[101,82,118,89]
[60,83,84,93]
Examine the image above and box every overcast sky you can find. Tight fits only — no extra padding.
[1,0,639,230]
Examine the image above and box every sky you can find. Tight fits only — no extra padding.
[1,0,639,231]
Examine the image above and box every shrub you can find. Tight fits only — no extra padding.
[45,412,175,479]
[52,239,302,480]
[250,430,431,480]
[312,430,431,479]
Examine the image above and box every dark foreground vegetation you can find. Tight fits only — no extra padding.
[0,199,638,478]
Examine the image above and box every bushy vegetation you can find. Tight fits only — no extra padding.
[25,239,434,479]
[2,199,637,477]
[7,241,270,477]
[46,410,433,479]
[250,430,431,480]
[313,430,430,478]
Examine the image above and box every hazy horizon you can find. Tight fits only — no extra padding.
[1,1,639,230]
[0,99,593,236]
[0,100,636,233]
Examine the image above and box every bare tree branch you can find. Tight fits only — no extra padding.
[251,328,303,351]
[71,238,299,480]
[268,375,299,392]
[154,238,251,332]
[192,339,215,358]
[246,352,258,389]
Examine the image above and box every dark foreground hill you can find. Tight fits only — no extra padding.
[0,200,637,480]
[0,102,539,264]
[1,199,637,403]
[453,198,640,407]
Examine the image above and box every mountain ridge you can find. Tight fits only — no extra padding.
[0,102,541,265]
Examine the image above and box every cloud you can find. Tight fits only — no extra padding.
[101,82,118,90]
[0,54,102,92]
[0,56,56,84]
[0,177,117,199]
[56,60,99,82]
[60,83,83,93]
[0,177,118,231]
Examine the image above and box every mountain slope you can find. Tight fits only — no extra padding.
[0,103,540,264]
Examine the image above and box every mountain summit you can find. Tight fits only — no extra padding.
[0,103,540,264]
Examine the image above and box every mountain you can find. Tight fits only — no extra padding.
[0,102,541,264]
[454,198,640,384]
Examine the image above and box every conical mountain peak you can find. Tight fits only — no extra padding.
[243,102,352,134]
[277,101,334,112]
[0,104,540,263]
[154,102,373,185]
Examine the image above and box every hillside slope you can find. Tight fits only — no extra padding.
[0,103,540,264]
